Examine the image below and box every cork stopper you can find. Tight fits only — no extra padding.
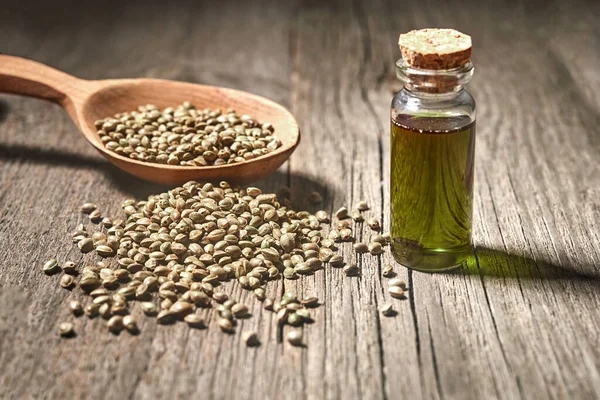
[398,28,471,70]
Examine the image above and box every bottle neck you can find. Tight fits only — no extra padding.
[404,85,465,99]
[396,58,474,95]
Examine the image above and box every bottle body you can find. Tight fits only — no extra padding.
[390,67,476,272]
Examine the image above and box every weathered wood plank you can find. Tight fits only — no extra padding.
[1,0,600,399]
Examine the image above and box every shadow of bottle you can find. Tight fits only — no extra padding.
[456,246,600,284]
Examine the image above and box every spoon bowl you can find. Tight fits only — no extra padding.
[0,55,299,184]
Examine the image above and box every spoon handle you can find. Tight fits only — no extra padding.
[0,54,92,106]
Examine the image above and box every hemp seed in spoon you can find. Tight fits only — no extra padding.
[94,102,281,166]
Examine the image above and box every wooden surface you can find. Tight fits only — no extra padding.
[1,0,599,399]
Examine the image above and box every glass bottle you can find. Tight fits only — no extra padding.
[390,58,476,272]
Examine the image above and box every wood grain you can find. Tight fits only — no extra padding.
[1,0,599,399]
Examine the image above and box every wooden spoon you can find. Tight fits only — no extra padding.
[0,55,300,184]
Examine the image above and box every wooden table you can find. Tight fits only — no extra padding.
[1,0,599,398]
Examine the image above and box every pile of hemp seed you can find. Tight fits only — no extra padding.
[94,103,282,166]
[44,181,407,346]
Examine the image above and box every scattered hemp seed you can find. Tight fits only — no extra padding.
[58,322,74,337]
[339,228,353,242]
[213,292,229,304]
[301,296,319,308]
[335,207,349,220]
[388,279,407,289]
[88,209,102,224]
[264,298,274,311]
[295,263,313,275]
[329,255,344,268]
[281,292,298,304]
[44,179,405,346]
[61,261,77,274]
[80,203,98,214]
[42,259,60,275]
[184,314,205,328]
[254,288,266,301]
[231,303,249,318]
[287,330,303,346]
[69,300,83,316]
[367,218,381,231]
[72,234,86,244]
[382,265,394,278]
[276,309,288,325]
[107,316,125,334]
[218,318,234,333]
[79,275,100,293]
[356,201,369,211]
[60,274,75,289]
[84,303,100,318]
[381,303,395,317]
[350,210,364,222]
[171,301,194,318]
[368,242,383,255]
[98,303,111,319]
[388,286,405,299]
[320,239,335,249]
[283,268,298,280]
[328,229,340,241]
[296,309,312,322]
[336,219,351,230]
[319,247,334,262]
[96,245,115,258]
[123,316,139,334]
[288,313,302,326]
[242,331,259,347]
[157,310,175,325]
[343,264,360,276]
[315,210,329,222]
[77,238,94,253]
[353,243,369,253]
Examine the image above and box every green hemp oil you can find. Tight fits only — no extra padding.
[390,115,475,271]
